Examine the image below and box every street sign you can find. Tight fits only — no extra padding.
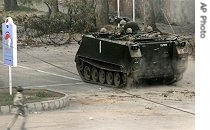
[2,17,17,67]
[2,17,17,95]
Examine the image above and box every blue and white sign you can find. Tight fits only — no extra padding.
[2,17,17,67]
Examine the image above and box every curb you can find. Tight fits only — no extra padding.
[0,90,70,115]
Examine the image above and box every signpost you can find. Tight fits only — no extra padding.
[117,0,120,17]
[2,17,17,95]
[133,0,135,22]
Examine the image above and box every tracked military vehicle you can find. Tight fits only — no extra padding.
[75,23,188,88]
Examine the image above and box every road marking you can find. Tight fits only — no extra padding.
[0,61,81,81]
[18,65,81,81]
[24,82,85,88]
[75,82,85,85]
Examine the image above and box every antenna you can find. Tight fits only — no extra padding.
[161,8,175,34]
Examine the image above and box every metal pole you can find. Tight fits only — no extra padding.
[133,0,135,22]
[9,66,12,95]
[117,0,120,17]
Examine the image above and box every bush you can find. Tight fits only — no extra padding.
[35,91,51,97]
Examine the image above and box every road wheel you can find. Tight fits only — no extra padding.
[84,66,91,80]
[91,67,99,82]
[106,71,113,85]
[114,72,121,87]
[99,70,106,84]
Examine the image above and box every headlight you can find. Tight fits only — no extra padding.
[131,44,139,50]
[178,42,186,47]
[133,58,139,64]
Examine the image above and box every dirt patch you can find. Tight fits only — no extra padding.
[0,88,64,106]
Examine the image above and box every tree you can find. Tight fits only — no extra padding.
[94,0,109,28]
[4,0,18,11]
[43,0,59,18]
[143,0,157,31]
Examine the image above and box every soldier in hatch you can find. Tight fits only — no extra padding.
[144,26,161,38]
[120,28,135,41]
[115,19,127,35]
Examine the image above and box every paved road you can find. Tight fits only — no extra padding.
[0,44,80,88]
[0,44,195,130]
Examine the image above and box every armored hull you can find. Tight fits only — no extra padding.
[75,33,188,88]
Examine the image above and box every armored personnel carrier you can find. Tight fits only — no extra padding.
[75,23,188,88]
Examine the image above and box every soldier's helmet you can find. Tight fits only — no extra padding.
[15,86,24,92]
[126,28,133,34]
[100,28,107,33]
[119,20,127,26]
[147,26,153,33]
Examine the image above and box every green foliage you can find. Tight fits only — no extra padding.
[18,0,42,7]
[1,0,96,44]
[15,0,96,35]
[24,90,64,103]
[16,5,38,12]
[65,0,96,33]
[0,93,14,106]
[27,13,70,34]
[0,89,64,106]
[18,0,33,5]
[35,91,53,97]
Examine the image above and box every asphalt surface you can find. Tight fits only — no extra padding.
[0,44,195,130]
